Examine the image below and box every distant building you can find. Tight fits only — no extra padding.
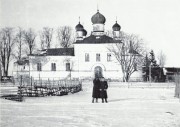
[142,66,180,82]
[13,10,142,81]
[164,67,180,82]
[13,57,29,77]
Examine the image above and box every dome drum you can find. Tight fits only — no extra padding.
[93,24,104,32]
[113,31,120,39]
[76,31,83,38]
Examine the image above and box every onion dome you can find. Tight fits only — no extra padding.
[112,21,121,31]
[75,22,84,31]
[82,29,87,36]
[91,10,106,24]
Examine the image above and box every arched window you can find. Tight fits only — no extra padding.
[94,66,103,78]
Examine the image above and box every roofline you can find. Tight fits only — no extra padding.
[28,54,75,56]
[73,42,122,44]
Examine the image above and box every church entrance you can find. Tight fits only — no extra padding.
[94,66,103,78]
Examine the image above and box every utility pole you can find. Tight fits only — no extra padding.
[149,63,151,85]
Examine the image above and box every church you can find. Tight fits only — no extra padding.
[14,10,142,81]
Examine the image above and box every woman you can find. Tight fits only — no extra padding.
[92,77,100,103]
[99,77,108,103]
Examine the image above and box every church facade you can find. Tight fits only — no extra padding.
[14,10,142,81]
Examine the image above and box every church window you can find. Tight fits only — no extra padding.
[85,53,89,62]
[107,53,112,62]
[66,63,70,71]
[96,53,100,62]
[37,63,42,71]
[51,63,56,71]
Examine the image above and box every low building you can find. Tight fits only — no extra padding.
[164,67,180,82]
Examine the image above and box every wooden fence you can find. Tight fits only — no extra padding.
[18,76,82,97]
[1,76,82,102]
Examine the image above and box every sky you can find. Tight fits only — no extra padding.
[0,0,180,67]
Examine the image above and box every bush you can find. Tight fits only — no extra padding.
[1,76,14,83]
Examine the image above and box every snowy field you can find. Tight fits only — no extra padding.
[0,82,180,127]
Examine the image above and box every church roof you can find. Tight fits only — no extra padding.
[29,48,74,56]
[46,48,74,56]
[165,67,180,73]
[14,57,29,65]
[75,35,122,44]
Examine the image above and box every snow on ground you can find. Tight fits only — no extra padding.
[0,82,180,127]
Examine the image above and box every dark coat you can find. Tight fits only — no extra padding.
[92,78,100,98]
[100,81,108,98]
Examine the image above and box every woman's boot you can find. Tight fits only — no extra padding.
[96,98,98,103]
[102,98,104,103]
[92,98,94,103]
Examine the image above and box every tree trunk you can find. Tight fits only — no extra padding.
[4,70,8,76]
[125,74,130,82]
[30,48,32,55]
[6,62,9,76]
[122,71,126,82]
[0,65,2,78]
[2,61,5,76]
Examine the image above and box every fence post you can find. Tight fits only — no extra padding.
[19,75,22,101]
[48,78,51,88]
[53,78,54,86]
[175,74,180,99]
[31,76,32,89]
[79,80,82,91]
[41,78,42,87]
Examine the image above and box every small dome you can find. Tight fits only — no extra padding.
[112,21,121,31]
[75,22,84,31]
[82,29,87,36]
[91,10,106,24]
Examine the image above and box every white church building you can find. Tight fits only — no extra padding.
[13,10,142,81]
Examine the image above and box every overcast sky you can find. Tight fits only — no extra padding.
[0,0,180,67]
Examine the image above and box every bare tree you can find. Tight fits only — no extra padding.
[0,34,2,78]
[0,62,2,79]
[108,32,146,82]
[23,28,36,55]
[57,26,73,48]
[14,27,24,60]
[0,27,15,76]
[40,27,53,50]
[157,50,166,67]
